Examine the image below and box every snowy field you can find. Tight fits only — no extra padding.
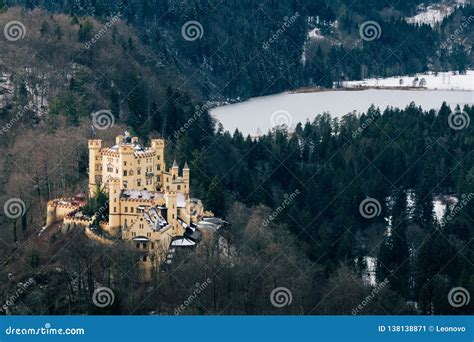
[211,88,473,136]
[405,0,468,26]
[342,71,474,91]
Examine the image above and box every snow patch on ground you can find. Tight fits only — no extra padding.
[308,27,324,40]
[433,195,458,222]
[405,1,466,26]
[362,256,377,286]
[342,70,474,91]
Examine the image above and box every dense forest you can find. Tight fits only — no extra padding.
[5,0,474,98]
[0,1,473,315]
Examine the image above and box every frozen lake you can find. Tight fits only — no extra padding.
[211,89,473,136]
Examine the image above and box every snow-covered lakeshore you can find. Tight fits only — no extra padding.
[341,71,474,91]
[211,87,473,136]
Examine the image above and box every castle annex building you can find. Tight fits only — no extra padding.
[46,132,225,277]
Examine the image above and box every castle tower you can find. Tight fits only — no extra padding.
[151,138,165,187]
[164,192,179,232]
[183,161,190,194]
[171,160,179,180]
[88,139,103,197]
[109,178,121,228]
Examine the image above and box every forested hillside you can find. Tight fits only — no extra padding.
[0,1,472,316]
[5,0,474,98]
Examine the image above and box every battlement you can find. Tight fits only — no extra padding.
[88,139,102,148]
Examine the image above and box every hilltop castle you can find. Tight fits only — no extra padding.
[46,132,223,279]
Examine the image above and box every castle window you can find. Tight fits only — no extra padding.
[177,185,181,190]
[137,179,141,187]
[114,207,117,213]
[143,255,147,262]
[124,207,128,213]
[137,168,141,175]
[123,181,128,188]
[136,243,139,249]
[124,161,127,166]
[123,170,128,176]
[157,165,160,171]
[142,243,146,249]
[151,243,155,249]
[131,207,134,213]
